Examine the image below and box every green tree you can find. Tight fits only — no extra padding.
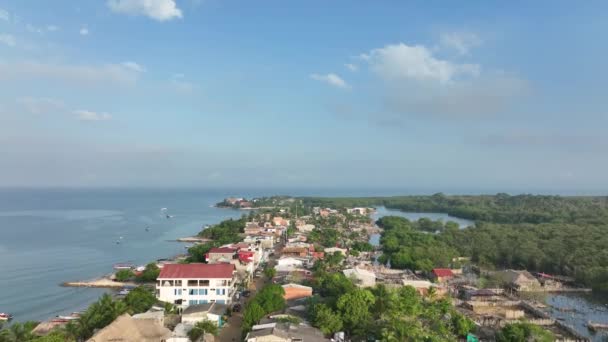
[123,287,157,314]
[496,322,554,342]
[263,267,276,280]
[336,289,375,335]
[310,303,343,335]
[188,320,219,341]
[137,263,160,282]
[242,302,265,332]
[114,269,134,282]
[0,321,38,342]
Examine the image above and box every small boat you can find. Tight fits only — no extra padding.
[118,289,131,296]
[113,263,134,270]
[0,313,13,321]
[587,321,608,331]
[56,315,79,321]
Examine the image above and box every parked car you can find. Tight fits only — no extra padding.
[232,303,242,312]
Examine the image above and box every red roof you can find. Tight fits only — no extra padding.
[432,268,454,277]
[207,247,237,254]
[158,263,235,279]
[238,251,255,263]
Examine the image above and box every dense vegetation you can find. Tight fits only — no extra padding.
[496,322,554,342]
[197,217,246,245]
[301,193,608,291]
[242,284,286,334]
[301,193,608,225]
[377,216,459,272]
[308,269,474,340]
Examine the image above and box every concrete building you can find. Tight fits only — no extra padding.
[205,247,237,263]
[245,322,329,342]
[181,302,227,327]
[156,263,236,307]
[343,267,376,287]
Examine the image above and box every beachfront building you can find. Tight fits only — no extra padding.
[156,263,237,307]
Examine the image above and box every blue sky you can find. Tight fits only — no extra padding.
[1,0,607,193]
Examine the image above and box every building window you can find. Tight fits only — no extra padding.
[175,280,182,287]
[174,289,182,296]
[189,289,198,295]
[200,280,210,287]
[188,280,198,286]
[189,300,197,305]
[199,289,208,296]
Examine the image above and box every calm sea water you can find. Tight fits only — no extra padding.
[0,188,250,322]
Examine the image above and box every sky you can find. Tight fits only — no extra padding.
[0,0,607,193]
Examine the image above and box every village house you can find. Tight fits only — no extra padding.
[296,223,315,233]
[401,279,437,296]
[281,246,309,258]
[324,247,348,255]
[346,207,373,215]
[498,270,541,291]
[244,235,275,249]
[273,216,290,226]
[205,247,237,263]
[275,257,310,272]
[245,222,263,235]
[181,302,227,327]
[343,267,377,287]
[245,322,329,342]
[156,263,237,307]
[282,283,313,300]
[431,268,454,283]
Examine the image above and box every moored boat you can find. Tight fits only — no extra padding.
[113,263,134,270]
[0,313,13,321]
[587,321,608,331]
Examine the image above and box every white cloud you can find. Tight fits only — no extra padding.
[310,73,350,89]
[345,63,358,72]
[361,43,480,84]
[344,41,529,120]
[107,0,183,21]
[80,27,89,35]
[0,8,9,22]
[16,97,65,114]
[74,110,112,121]
[47,25,59,32]
[0,61,145,86]
[0,33,15,47]
[26,24,44,34]
[121,61,146,73]
[440,31,482,55]
[170,73,195,93]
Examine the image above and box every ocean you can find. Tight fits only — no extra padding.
[0,188,250,322]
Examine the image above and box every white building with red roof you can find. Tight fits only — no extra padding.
[156,263,236,307]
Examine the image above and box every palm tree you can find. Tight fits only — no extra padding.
[187,320,219,341]
[0,321,38,342]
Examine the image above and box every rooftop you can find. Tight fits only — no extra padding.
[207,247,237,254]
[432,268,454,277]
[158,263,235,279]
